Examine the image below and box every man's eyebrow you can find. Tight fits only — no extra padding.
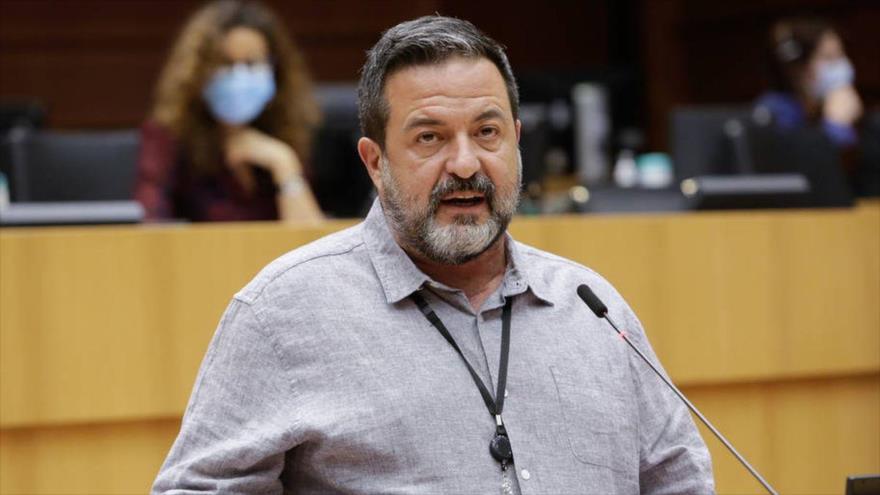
[403,109,506,131]
[403,117,443,131]
[474,108,505,122]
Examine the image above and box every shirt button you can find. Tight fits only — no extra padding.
[521,469,531,480]
[504,389,509,398]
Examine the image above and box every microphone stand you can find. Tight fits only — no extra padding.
[577,284,778,495]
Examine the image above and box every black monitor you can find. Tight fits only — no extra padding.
[670,105,754,181]
[2,129,139,202]
[671,105,855,208]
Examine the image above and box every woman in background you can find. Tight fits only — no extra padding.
[757,17,862,149]
[136,0,323,222]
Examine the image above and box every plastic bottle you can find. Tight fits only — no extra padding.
[0,172,9,211]
[572,83,609,185]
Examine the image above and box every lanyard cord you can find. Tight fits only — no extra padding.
[410,291,512,419]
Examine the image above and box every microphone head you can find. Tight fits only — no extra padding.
[577,284,608,318]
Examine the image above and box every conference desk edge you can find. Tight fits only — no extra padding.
[1,201,878,429]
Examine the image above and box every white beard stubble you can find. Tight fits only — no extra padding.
[379,154,522,265]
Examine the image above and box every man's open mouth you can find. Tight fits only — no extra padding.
[440,195,486,207]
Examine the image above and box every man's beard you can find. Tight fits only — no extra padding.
[379,155,521,265]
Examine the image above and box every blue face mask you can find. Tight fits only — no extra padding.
[813,58,855,99]
[203,62,276,125]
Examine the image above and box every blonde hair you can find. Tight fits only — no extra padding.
[151,0,320,174]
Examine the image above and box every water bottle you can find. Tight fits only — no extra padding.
[0,172,9,212]
[572,83,609,185]
[614,127,643,188]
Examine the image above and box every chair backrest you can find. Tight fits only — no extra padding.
[3,129,140,202]
[746,122,853,207]
[855,110,880,197]
[311,83,373,217]
[0,100,46,134]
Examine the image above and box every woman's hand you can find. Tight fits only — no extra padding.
[223,126,323,222]
[224,127,302,192]
[824,85,863,127]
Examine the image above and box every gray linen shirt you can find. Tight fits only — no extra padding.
[153,200,714,494]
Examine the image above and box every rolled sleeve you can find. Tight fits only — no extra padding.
[152,299,298,494]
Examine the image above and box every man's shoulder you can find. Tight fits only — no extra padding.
[513,240,625,306]
[515,240,603,279]
[236,222,369,304]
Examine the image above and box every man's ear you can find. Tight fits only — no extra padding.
[358,137,384,194]
[515,119,521,143]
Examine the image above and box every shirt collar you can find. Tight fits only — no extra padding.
[362,199,554,306]
[362,200,431,304]
[504,236,555,306]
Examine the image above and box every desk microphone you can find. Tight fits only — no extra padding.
[576,284,779,495]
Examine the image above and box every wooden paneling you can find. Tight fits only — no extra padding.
[0,0,443,128]
[0,0,196,128]
[689,373,880,494]
[0,219,356,427]
[1,418,180,495]
[1,203,878,493]
[0,0,609,129]
[1,376,876,494]
[438,1,609,70]
[1,205,878,425]
[2,1,877,148]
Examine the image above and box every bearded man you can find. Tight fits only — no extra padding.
[153,15,714,495]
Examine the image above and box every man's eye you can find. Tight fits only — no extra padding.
[478,127,499,138]
[417,133,438,144]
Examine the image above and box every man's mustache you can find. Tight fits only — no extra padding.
[428,174,496,212]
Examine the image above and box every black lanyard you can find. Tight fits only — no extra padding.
[410,291,514,469]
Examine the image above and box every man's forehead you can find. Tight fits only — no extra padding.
[383,56,512,119]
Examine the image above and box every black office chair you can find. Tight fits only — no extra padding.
[2,129,140,202]
[745,122,853,207]
[0,100,47,135]
[855,110,880,197]
[310,83,374,218]
[0,100,47,188]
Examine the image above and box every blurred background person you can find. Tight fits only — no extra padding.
[754,16,880,198]
[135,0,323,222]
[757,17,862,148]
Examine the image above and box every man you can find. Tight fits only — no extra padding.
[153,16,714,494]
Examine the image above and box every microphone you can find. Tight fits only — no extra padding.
[577,284,607,317]
[576,284,778,495]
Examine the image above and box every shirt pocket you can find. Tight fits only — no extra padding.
[549,364,628,472]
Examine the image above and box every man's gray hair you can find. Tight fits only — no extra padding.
[357,15,520,148]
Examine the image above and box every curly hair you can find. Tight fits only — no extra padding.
[150,0,320,175]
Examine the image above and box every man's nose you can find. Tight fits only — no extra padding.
[444,134,480,179]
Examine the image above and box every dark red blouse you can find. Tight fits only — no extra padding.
[134,121,279,222]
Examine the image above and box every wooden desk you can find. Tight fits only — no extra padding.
[2,202,878,494]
